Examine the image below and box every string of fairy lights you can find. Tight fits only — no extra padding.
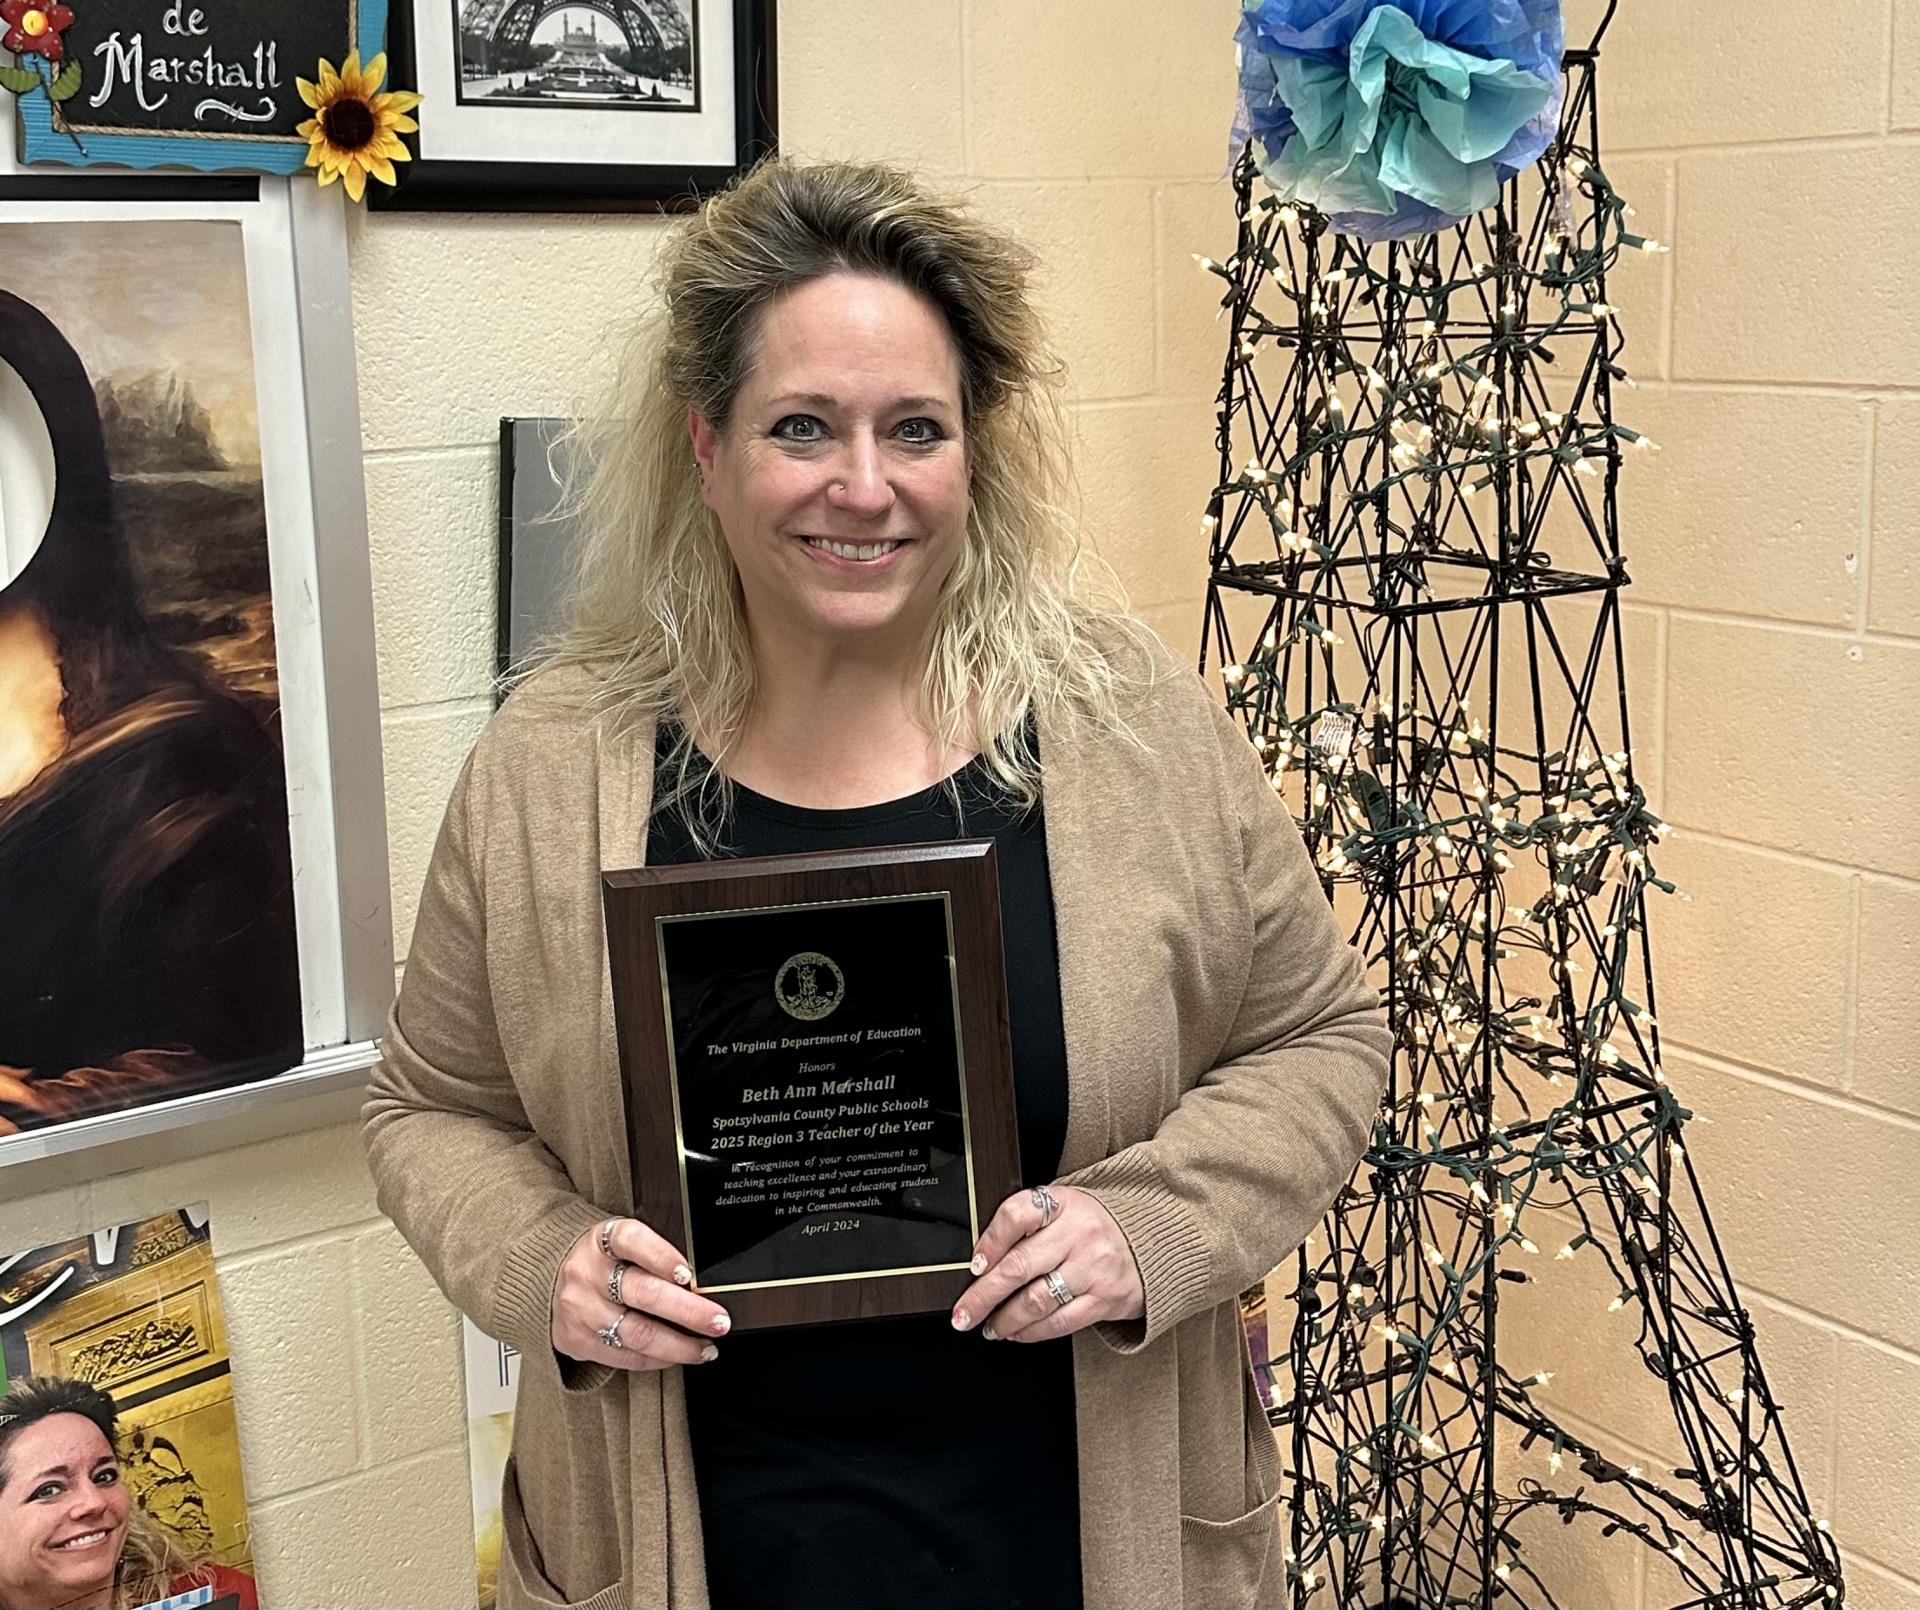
[1198,46,1843,1609]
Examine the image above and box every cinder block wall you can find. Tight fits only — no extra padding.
[2,6,1910,1604]
[1496,5,1920,1602]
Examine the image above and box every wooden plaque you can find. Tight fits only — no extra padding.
[603,840,1021,1332]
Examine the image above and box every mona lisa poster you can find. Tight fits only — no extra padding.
[0,220,302,1133]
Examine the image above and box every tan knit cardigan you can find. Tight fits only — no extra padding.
[363,640,1392,1610]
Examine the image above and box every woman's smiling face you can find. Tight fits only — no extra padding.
[0,1413,130,1608]
[689,272,972,656]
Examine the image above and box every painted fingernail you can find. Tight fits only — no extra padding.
[951,1308,971,1331]
[982,1324,997,1342]
[710,1313,731,1335]
[673,1265,693,1286]
[969,1253,987,1276]
[700,1344,719,1363]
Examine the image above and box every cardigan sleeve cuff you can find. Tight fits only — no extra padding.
[491,1195,619,1395]
[1058,1145,1212,1355]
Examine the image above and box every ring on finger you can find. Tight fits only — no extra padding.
[598,1219,618,1260]
[596,1314,626,1351]
[607,1260,630,1306]
[1030,1185,1060,1230]
[1044,1268,1075,1309]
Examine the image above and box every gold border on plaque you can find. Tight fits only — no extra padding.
[653,889,982,1294]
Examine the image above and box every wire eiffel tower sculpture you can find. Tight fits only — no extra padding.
[1199,28,1846,1610]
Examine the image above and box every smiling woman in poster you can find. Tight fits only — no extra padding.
[0,1376,258,1610]
[364,157,1392,1610]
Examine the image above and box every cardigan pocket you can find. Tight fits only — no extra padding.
[498,1454,626,1610]
[1177,1490,1282,1609]
[1175,1361,1285,1607]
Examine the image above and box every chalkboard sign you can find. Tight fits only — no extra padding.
[15,0,385,173]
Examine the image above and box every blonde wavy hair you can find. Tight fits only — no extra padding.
[115,1505,215,1608]
[535,155,1149,836]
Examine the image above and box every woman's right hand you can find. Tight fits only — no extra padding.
[552,1217,732,1370]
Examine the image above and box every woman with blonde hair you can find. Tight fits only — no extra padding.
[0,1375,256,1610]
[365,155,1390,1609]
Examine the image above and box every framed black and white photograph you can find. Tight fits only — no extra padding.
[453,0,694,112]
[371,0,775,212]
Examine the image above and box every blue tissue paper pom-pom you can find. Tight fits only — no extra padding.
[1232,0,1565,243]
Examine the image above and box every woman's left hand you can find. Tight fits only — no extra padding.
[950,1185,1144,1342]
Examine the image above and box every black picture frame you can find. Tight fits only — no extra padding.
[369,0,777,214]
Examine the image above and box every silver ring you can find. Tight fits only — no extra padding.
[1030,1185,1060,1229]
[607,1261,629,1306]
[596,1314,626,1351]
[1044,1268,1075,1309]
[598,1219,618,1260]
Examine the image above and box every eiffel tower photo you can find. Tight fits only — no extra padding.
[1199,20,1847,1609]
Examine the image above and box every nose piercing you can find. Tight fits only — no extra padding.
[829,481,846,495]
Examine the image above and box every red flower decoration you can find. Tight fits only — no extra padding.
[1,1,75,61]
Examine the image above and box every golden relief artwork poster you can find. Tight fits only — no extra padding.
[0,1207,260,1609]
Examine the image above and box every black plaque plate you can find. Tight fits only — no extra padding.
[604,840,1021,1331]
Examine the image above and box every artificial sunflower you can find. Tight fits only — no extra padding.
[0,1,75,62]
[296,50,422,204]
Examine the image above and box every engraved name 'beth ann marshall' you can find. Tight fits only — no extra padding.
[741,1075,900,1102]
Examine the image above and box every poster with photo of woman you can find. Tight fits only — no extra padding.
[0,1206,258,1609]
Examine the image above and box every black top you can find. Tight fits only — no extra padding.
[647,730,1082,1610]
